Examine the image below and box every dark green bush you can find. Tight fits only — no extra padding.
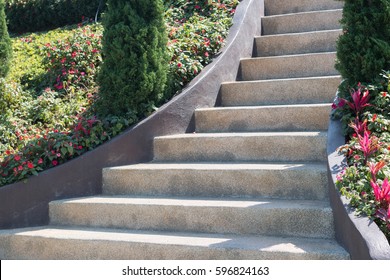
[5,0,106,34]
[336,0,390,94]
[96,0,169,117]
[0,0,11,77]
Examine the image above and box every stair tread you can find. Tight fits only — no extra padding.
[241,51,336,61]
[196,103,332,111]
[264,0,344,16]
[222,75,341,85]
[263,8,343,18]
[156,131,327,139]
[51,195,331,210]
[255,29,342,39]
[0,226,349,258]
[106,161,327,171]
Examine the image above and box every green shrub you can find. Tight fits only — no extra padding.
[5,0,105,34]
[334,74,390,241]
[96,0,169,117]
[0,0,11,78]
[336,0,390,94]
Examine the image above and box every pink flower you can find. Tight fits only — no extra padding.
[52,160,58,166]
[38,158,43,164]
[195,5,200,9]
[204,52,209,57]
[27,162,34,169]
[54,83,63,90]
[18,165,23,171]
[341,85,371,116]
[370,178,390,203]
[14,155,21,161]
[368,161,386,181]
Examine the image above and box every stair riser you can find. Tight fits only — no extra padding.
[262,10,342,35]
[0,235,345,260]
[103,166,329,200]
[255,30,342,57]
[154,134,327,162]
[239,53,338,81]
[264,0,343,16]
[195,105,331,133]
[221,76,341,106]
[50,202,334,238]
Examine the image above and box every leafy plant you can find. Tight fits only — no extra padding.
[336,0,390,93]
[96,0,169,117]
[335,75,390,242]
[0,0,12,77]
[5,0,105,34]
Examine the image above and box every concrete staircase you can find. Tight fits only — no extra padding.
[0,0,350,259]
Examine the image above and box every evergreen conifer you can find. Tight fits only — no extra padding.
[97,0,169,117]
[336,0,390,93]
[0,0,12,78]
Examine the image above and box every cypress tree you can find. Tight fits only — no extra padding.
[0,0,12,78]
[336,0,390,93]
[97,0,169,117]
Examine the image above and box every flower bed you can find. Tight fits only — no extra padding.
[332,73,390,243]
[0,0,238,187]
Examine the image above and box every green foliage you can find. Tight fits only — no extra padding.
[0,1,237,187]
[336,0,390,94]
[0,0,12,78]
[5,0,106,34]
[96,0,169,117]
[335,74,390,242]
[165,0,238,93]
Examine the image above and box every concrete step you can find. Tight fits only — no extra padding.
[102,162,329,200]
[262,9,342,35]
[0,226,350,260]
[221,76,341,106]
[195,103,331,133]
[264,0,344,16]
[239,52,338,81]
[49,196,334,238]
[255,29,342,57]
[153,132,327,162]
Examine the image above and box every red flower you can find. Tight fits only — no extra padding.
[5,150,11,155]
[27,162,34,169]
[195,5,200,9]
[18,165,23,171]
[14,155,21,161]
[177,62,182,68]
[52,160,58,166]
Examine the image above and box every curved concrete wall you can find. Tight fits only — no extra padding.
[327,119,390,259]
[0,0,264,229]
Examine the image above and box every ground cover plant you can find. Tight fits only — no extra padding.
[0,0,238,186]
[332,74,390,242]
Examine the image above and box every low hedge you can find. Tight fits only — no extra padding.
[5,0,106,34]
